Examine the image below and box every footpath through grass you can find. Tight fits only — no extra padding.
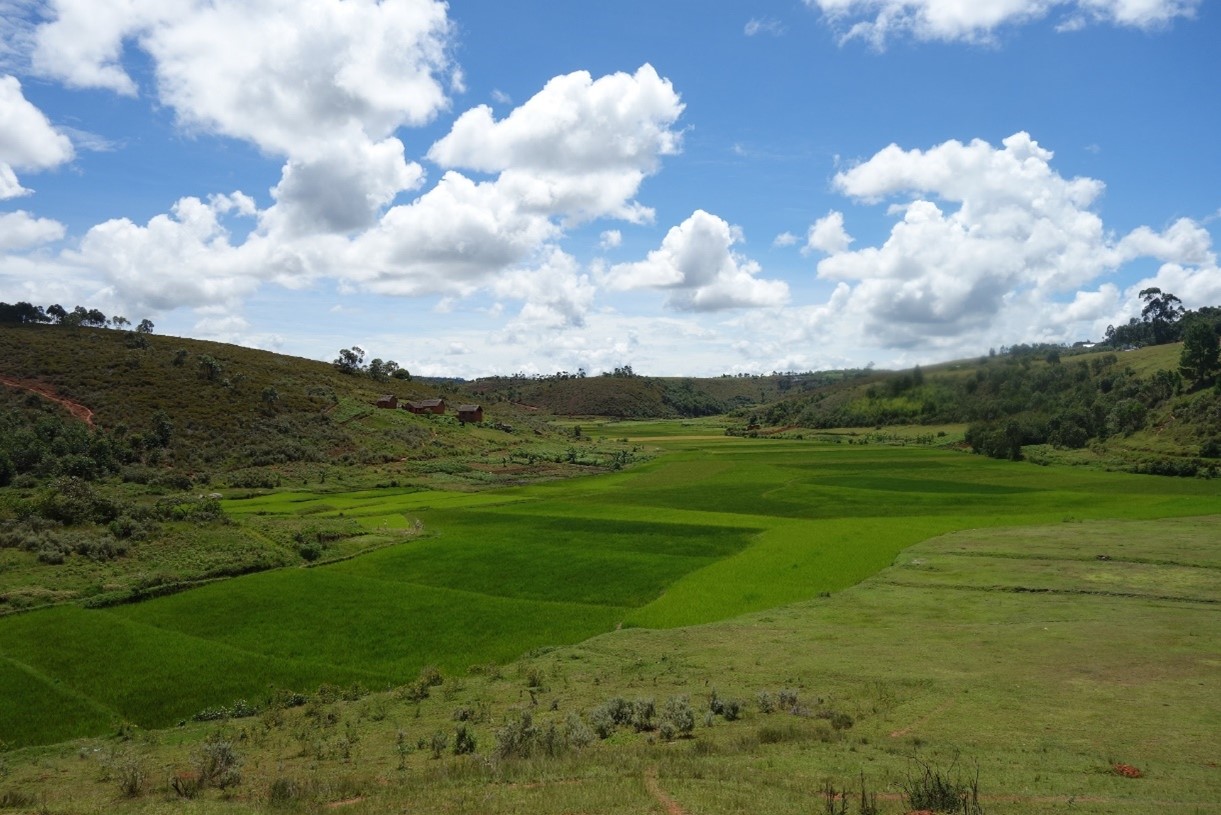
[1,427,1218,747]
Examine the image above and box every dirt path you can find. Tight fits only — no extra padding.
[889,699,954,739]
[0,376,95,427]
[645,766,690,815]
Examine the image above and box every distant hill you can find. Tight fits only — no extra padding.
[465,369,870,419]
[0,323,621,489]
[756,343,1221,474]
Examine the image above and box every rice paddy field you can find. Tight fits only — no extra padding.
[1,425,1218,756]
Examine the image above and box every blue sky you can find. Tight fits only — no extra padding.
[1,0,1218,377]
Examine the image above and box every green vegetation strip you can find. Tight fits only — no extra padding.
[2,438,1219,747]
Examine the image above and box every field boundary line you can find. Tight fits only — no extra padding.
[0,652,124,721]
[877,580,1221,605]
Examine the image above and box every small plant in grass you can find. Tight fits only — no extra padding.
[494,710,539,759]
[429,731,448,759]
[756,690,776,714]
[267,776,302,807]
[113,753,147,798]
[709,690,742,721]
[1112,762,1143,778]
[903,757,984,814]
[564,712,594,749]
[394,730,411,770]
[822,779,848,815]
[171,771,202,799]
[453,725,477,756]
[192,735,242,789]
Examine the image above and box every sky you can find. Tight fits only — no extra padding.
[1,0,1218,378]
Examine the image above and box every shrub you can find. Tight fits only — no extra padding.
[453,725,476,756]
[493,710,539,760]
[193,736,242,789]
[267,776,302,807]
[630,698,656,732]
[709,690,741,721]
[903,758,983,815]
[428,731,448,759]
[564,712,594,749]
[660,696,694,739]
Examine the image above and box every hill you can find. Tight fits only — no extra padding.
[0,324,643,611]
[464,368,869,419]
[754,343,1221,474]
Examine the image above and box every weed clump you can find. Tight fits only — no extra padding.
[902,758,983,814]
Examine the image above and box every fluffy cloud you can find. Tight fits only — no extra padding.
[0,210,66,250]
[428,64,683,224]
[606,210,790,311]
[336,65,684,298]
[65,194,268,312]
[492,248,596,329]
[804,211,853,255]
[798,132,1219,356]
[344,171,559,296]
[0,74,74,198]
[30,0,453,155]
[807,0,1199,45]
[264,138,425,237]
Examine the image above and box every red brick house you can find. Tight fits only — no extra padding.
[375,394,398,409]
[405,398,446,415]
[456,404,483,424]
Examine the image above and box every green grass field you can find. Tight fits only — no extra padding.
[1,433,1218,750]
[1,513,1216,814]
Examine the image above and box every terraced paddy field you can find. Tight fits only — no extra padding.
[1,427,1218,751]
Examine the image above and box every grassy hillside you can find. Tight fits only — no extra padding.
[757,343,1221,471]
[0,324,642,611]
[464,369,868,418]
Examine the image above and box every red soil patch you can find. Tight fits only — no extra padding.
[0,376,94,427]
[1113,763,1144,778]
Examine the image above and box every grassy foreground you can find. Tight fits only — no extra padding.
[0,514,1216,814]
[2,429,1219,750]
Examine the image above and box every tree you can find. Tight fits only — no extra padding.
[1139,288,1184,344]
[333,346,365,375]
[0,301,49,323]
[83,308,107,327]
[136,318,155,334]
[111,316,130,329]
[46,303,67,324]
[198,355,223,381]
[1179,320,1220,387]
[367,358,399,382]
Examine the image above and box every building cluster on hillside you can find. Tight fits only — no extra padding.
[375,396,483,424]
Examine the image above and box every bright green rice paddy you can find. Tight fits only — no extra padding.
[1,428,1218,747]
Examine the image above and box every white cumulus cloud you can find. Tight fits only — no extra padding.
[428,64,683,224]
[0,210,66,250]
[804,211,853,255]
[794,132,1219,357]
[606,210,790,312]
[492,248,596,329]
[0,74,74,198]
[30,0,454,155]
